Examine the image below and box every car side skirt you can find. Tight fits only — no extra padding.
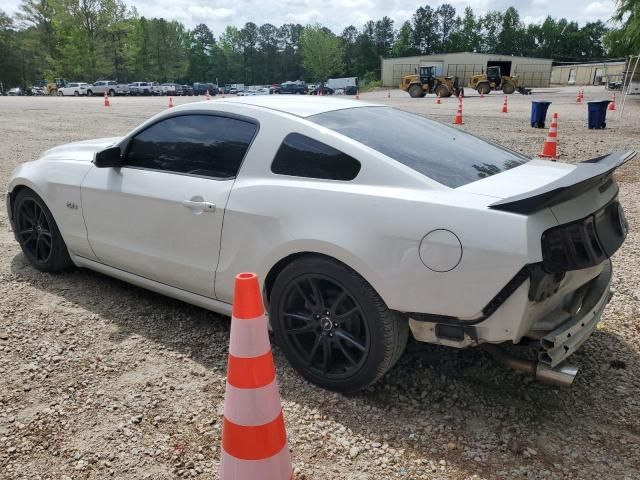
[69,253,233,316]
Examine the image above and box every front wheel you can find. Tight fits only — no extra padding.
[86,90,93,96]
[108,89,115,97]
[408,84,423,98]
[435,84,451,98]
[270,256,409,392]
[502,82,516,94]
[13,189,73,272]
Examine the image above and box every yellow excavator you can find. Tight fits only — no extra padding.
[401,66,463,98]
[468,66,531,95]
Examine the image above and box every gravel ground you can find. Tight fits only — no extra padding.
[1,87,639,480]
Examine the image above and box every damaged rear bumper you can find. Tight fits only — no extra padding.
[538,260,613,367]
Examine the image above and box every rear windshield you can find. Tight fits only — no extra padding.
[308,107,529,188]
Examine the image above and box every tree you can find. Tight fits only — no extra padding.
[448,7,481,52]
[392,20,417,57]
[412,5,438,54]
[373,16,394,57]
[612,0,640,54]
[435,4,458,51]
[300,24,344,82]
[496,7,524,55]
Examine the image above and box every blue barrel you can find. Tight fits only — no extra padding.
[531,101,552,128]
[587,101,611,129]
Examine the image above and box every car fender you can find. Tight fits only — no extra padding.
[8,159,98,262]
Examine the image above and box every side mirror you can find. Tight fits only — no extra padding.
[94,146,123,168]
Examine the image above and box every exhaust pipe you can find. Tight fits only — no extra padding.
[483,345,578,387]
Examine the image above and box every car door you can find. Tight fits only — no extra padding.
[80,113,258,298]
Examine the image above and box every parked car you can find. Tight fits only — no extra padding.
[278,81,308,94]
[7,97,633,392]
[193,82,218,96]
[129,82,153,96]
[236,89,257,96]
[256,87,270,95]
[311,86,335,95]
[86,80,129,97]
[149,82,163,96]
[182,85,194,96]
[344,85,358,95]
[8,87,22,96]
[161,83,178,96]
[27,86,45,96]
[58,82,90,96]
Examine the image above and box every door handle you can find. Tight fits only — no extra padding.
[182,200,216,212]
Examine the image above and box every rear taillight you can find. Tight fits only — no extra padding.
[541,201,626,272]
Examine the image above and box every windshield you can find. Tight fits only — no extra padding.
[308,107,529,188]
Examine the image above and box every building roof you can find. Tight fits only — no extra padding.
[383,51,552,63]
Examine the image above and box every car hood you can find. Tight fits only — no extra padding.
[40,137,121,163]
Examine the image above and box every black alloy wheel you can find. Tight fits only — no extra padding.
[270,256,408,392]
[13,189,73,272]
[278,274,370,380]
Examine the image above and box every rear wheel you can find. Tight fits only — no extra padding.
[58,91,63,97]
[74,91,79,97]
[86,90,93,96]
[502,82,516,94]
[270,256,409,392]
[13,189,73,272]
[108,89,115,97]
[408,84,423,98]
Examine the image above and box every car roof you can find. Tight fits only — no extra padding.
[189,96,381,118]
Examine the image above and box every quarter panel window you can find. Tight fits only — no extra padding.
[271,133,361,181]
[126,115,257,179]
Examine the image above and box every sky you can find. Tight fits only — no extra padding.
[0,0,617,34]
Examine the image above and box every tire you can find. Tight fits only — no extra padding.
[74,91,79,97]
[435,84,451,98]
[502,82,516,94]
[269,255,409,392]
[408,84,423,98]
[477,83,491,95]
[58,91,63,97]
[108,89,115,97]
[13,189,73,272]
[86,90,93,96]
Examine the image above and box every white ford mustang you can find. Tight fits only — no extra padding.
[6,97,634,391]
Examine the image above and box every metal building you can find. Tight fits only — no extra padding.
[381,52,552,88]
[550,61,625,86]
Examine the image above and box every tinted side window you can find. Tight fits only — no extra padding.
[309,107,529,188]
[126,115,257,179]
[271,133,361,181]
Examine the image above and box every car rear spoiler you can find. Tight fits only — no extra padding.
[489,151,636,214]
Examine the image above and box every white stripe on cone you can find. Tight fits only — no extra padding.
[229,314,271,358]
[223,379,283,426]
[220,445,293,480]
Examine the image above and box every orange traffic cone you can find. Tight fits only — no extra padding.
[453,95,463,125]
[539,112,559,160]
[480,90,484,99]
[576,90,582,103]
[501,95,508,113]
[609,94,616,111]
[168,96,174,108]
[436,92,441,104]
[103,90,110,107]
[580,88,584,100]
[206,89,211,101]
[220,273,294,480]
